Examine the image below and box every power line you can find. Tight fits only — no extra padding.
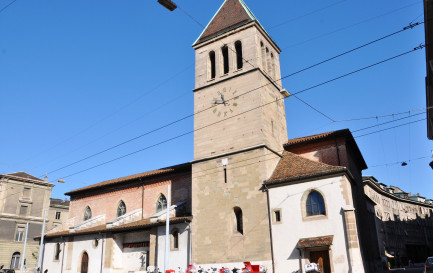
[43,43,423,179]
[352,112,425,133]
[0,0,17,14]
[292,44,425,96]
[368,156,431,168]
[354,118,426,138]
[35,18,422,176]
[333,106,432,123]
[281,1,421,50]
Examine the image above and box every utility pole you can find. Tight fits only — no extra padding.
[164,183,171,273]
[20,222,29,273]
[37,206,48,272]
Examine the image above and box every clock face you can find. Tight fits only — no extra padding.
[212,87,239,117]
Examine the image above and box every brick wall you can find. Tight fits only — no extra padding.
[68,172,191,224]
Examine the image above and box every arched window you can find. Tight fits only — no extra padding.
[260,42,266,70]
[234,207,243,234]
[171,229,179,250]
[222,45,229,74]
[83,206,92,221]
[270,53,275,78]
[117,200,126,217]
[266,48,272,75]
[306,191,326,216]
[156,194,167,213]
[235,41,243,70]
[209,51,216,79]
[81,252,89,273]
[10,252,20,269]
[54,243,61,260]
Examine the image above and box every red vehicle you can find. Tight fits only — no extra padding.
[242,262,265,273]
[186,264,196,273]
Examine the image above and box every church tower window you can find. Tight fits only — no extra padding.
[83,206,92,221]
[209,51,216,79]
[234,207,243,234]
[117,200,126,217]
[235,41,243,70]
[222,45,229,74]
[306,191,326,216]
[156,194,167,213]
[260,41,266,71]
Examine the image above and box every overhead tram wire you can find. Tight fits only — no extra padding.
[351,112,425,133]
[38,19,425,176]
[42,42,424,178]
[51,43,424,181]
[0,0,17,14]
[291,44,425,96]
[281,1,422,50]
[354,118,426,138]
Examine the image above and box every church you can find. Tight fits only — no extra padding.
[40,1,375,272]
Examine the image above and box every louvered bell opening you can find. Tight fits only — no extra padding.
[158,0,177,11]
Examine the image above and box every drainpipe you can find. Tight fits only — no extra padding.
[263,184,275,273]
[141,178,145,220]
[100,234,105,273]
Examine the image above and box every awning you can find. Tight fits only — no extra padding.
[296,235,334,249]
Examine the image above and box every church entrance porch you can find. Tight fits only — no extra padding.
[296,235,333,273]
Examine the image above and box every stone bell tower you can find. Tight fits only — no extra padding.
[191,0,288,267]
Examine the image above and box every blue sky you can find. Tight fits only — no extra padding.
[0,0,431,201]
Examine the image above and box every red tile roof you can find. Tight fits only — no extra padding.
[65,163,191,196]
[296,235,334,249]
[266,151,346,185]
[284,129,351,148]
[195,0,254,45]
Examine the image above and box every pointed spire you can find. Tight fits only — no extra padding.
[194,0,260,45]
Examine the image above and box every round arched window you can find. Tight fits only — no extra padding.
[306,191,326,216]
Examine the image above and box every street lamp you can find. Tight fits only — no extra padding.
[158,0,177,11]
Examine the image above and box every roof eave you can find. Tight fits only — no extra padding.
[264,168,350,188]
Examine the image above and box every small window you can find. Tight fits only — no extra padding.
[54,243,61,260]
[271,53,276,77]
[55,211,61,220]
[306,191,326,216]
[171,229,179,250]
[117,200,127,217]
[209,51,216,79]
[15,226,25,242]
[235,41,243,70]
[23,187,31,198]
[273,209,281,223]
[10,252,20,269]
[84,206,92,221]
[19,205,28,216]
[222,45,229,74]
[234,207,243,234]
[156,194,167,213]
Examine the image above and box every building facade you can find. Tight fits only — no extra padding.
[46,198,70,232]
[363,176,433,268]
[0,172,54,270]
[41,163,192,273]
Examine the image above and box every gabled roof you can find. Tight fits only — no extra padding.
[1,172,54,186]
[194,0,264,46]
[4,171,43,181]
[65,163,191,196]
[265,151,346,186]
